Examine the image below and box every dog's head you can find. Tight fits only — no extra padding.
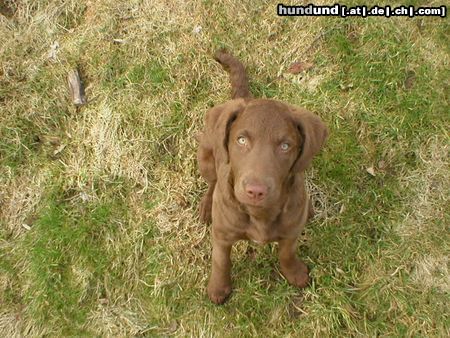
[209,99,327,208]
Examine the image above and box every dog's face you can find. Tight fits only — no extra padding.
[226,101,303,208]
[210,99,327,209]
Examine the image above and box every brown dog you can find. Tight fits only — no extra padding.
[197,50,328,304]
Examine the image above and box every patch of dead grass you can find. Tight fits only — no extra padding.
[397,135,449,293]
[398,135,449,237]
[86,303,149,337]
[0,170,50,238]
[0,310,22,338]
[63,101,150,191]
[412,254,449,293]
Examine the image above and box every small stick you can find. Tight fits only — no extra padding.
[67,69,86,106]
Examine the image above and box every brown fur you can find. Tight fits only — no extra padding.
[197,50,328,304]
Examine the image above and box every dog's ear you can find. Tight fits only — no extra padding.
[204,99,246,164]
[289,106,328,172]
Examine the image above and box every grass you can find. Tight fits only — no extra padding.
[1,0,449,336]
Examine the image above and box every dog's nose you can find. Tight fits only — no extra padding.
[245,183,268,201]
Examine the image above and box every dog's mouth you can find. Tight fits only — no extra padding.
[240,198,266,207]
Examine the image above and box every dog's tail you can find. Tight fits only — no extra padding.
[214,49,252,99]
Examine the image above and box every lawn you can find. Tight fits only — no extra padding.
[0,0,448,336]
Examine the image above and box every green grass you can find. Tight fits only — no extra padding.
[1,0,449,336]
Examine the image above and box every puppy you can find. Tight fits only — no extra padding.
[197,50,328,304]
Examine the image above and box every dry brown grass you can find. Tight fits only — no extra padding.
[399,135,449,236]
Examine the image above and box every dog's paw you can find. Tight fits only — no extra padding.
[199,194,212,224]
[282,260,310,289]
[207,283,232,305]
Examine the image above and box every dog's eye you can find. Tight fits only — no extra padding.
[237,136,247,146]
[280,143,290,151]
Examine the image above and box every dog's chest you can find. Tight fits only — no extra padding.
[245,220,282,244]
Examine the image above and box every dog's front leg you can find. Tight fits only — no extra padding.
[278,238,310,288]
[207,235,233,304]
[199,183,215,224]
